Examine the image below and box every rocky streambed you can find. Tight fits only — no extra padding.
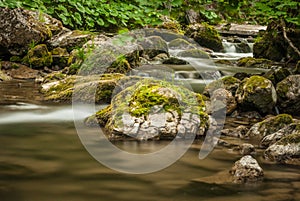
[0,7,300,188]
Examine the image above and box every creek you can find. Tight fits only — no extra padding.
[0,40,299,201]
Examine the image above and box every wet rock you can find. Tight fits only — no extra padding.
[144,29,184,42]
[264,133,300,165]
[47,30,93,52]
[208,88,237,115]
[221,125,249,138]
[246,114,294,139]
[0,8,60,56]
[203,76,240,96]
[41,73,124,103]
[230,155,264,183]
[89,78,208,140]
[22,44,52,68]
[236,75,277,114]
[276,75,300,115]
[185,23,223,52]
[263,67,291,85]
[0,61,39,79]
[260,123,300,148]
[237,57,276,69]
[168,38,196,50]
[235,40,252,53]
[177,49,209,59]
[140,36,169,59]
[237,143,256,155]
[162,57,188,65]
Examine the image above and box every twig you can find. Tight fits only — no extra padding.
[281,19,300,58]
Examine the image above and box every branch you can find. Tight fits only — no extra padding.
[281,19,300,58]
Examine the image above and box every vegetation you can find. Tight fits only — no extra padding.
[1,0,299,31]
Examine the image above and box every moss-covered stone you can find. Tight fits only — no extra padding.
[264,67,291,85]
[203,76,241,96]
[22,44,52,68]
[41,73,124,103]
[91,78,209,139]
[237,57,274,69]
[141,36,169,59]
[215,59,233,66]
[177,49,209,59]
[51,47,69,68]
[185,23,223,52]
[276,75,300,115]
[105,56,131,74]
[157,18,183,34]
[236,75,277,114]
[247,114,294,139]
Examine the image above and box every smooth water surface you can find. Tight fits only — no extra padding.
[0,103,299,201]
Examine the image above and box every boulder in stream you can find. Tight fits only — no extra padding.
[236,75,277,114]
[230,155,264,183]
[87,78,209,140]
[276,75,300,116]
[0,7,62,56]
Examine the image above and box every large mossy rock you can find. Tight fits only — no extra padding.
[140,36,169,59]
[276,75,300,115]
[246,114,294,139]
[41,73,124,103]
[236,76,277,114]
[185,23,223,52]
[87,78,209,140]
[253,22,300,62]
[22,44,53,68]
[203,76,241,96]
[264,133,300,165]
[0,7,62,56]
[237,57,275,69]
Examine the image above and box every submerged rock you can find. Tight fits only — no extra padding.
[246,114,294,139]
[236,75,277,114]
[264,133,300,165]
[276,75,300,115]
[230,155,264,183]
[0,7,61,56]
[88,78,208,140]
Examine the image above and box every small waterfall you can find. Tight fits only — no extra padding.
[222,39,237,53]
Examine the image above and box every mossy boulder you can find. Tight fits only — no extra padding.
[236,76,277,114]
[246,114,294,139]
[177,49,209,59]
[253,22,300,62]
[203,76,241,96]
[156,17,183,34]
[41,73,124,103]
[22,44,52,68]
[263,67,291,85]
[88,78,209,140]
[276,75,300,115]
[144,29,184,42]
[237,57,274,69]
[264,133,300,165]
[185,23,223,52]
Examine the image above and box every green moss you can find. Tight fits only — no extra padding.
[277,133,300,145]
[215,59,233,65]
[9,56,22,63]
[23,44,52,68]
[260,114,294,131]
[203,76,240,96]
[237,57,273,69]
[276,80,290,99]
[106,55,131,74]
[243,76,270,93]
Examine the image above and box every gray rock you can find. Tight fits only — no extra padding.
[260,123,300,148]
[0,8,61,56]
[221,125,249,138]
[230,155,264,183]
[239,143,256,155]
[209,88,237,115]
[276,75,300,116]
[264,133,300,165]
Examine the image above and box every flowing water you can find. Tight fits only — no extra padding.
[0,42,299,201]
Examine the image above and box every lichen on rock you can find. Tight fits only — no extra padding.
[22,44,52,68]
